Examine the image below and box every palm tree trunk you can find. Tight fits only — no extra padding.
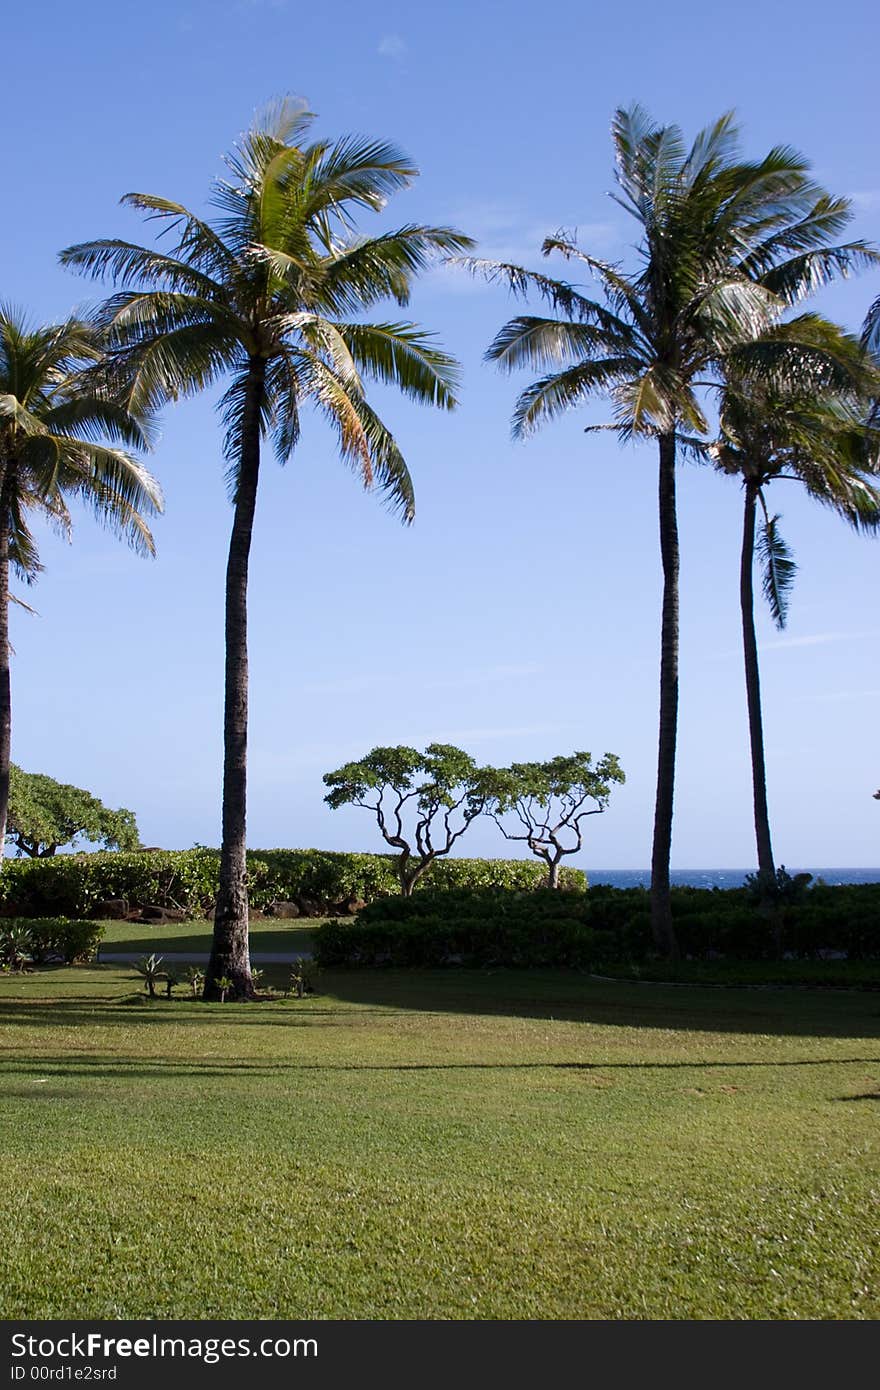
[650,432,680,958]
[740,481,776,883]
[206,358,266,1001]
[0,467,12,864]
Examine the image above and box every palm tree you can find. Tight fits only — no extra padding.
[61,99,472,998]
[709,320,880,886]
[0,308,161,858]
[466,106,876,955]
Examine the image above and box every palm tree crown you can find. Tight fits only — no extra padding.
[0,309,160,577]
[0,306,162,855]
[61,99,473,997]
[61,99,470,518]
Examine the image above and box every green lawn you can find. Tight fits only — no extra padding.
[99,917,317,955]
[1,963,879,1319]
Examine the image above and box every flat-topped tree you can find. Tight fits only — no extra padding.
[7,765,140,857]
[485,752,624,888]
[323,744,491,895]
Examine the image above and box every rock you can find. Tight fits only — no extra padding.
[268,901,301,919]
[297,896,321,918]
[331,895,367,915]
[92,899,128,920]
[141,904,187,923]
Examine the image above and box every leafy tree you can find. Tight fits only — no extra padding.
[0,309,161,862]
[323,744,491,895]
[6,764,141,857]
[465,106,877,955]
[484,751,624,887]
[709,322,880,886]
[62,100,472,998]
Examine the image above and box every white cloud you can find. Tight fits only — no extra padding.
[430,201,622,296]
[301,662,542,697]
[378,34,407,59]
[758,630,877,652]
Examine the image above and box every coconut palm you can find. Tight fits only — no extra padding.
[709,320,880,886]
[0,308,161,856]
[466,105,877,954]
[61,100,472,998]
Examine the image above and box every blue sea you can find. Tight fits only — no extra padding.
[586,868,880,888]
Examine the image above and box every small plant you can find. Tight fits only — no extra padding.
[288,959,317,998]
[249,965,264,990]
[0,924,33,973]
[163,964,182,999]
[184,965,204,998]
[213,975,234,1003]
[133,953,164,998]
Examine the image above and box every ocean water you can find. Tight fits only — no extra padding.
[586,868,880,889]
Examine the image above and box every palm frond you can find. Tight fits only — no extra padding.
[511,359,632,438]
[486,315,635,373]
[345,396,415,523]
[756,505,796,629]
[318,225,475,313]
[337,321,460,408]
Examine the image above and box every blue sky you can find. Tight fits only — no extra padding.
[5,0,879,867]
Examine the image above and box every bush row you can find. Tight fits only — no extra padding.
[313,883,880,967]
[0,848,586,918]
[0,917,105,966]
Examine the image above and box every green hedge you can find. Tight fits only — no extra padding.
[314,883,880,968]
[0,917,104,965]
[0,849,585,919]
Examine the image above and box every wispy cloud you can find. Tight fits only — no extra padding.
[711,629,878,660]
[377,34,407,60]
[301,662,543,697]
[795,688,880,704]
[437,723,567,744]
[758,630,877,652]
[432,200,622,295]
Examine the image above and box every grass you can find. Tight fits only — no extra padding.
[99,917,317,955]
[1,963,879,1319]
[595,959,880,988]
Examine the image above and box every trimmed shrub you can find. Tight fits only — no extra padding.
[314,882,880,968]
[0,848,584,919]
[4,917,105,964]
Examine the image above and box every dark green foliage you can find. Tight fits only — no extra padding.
[1,917,104,965]
[8,765,141,858]
[323,743,496,893]
[0,847,584,918]
[743,864,813,905]
[314,883,880,968]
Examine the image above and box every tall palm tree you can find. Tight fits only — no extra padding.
[0,308,161,856]
[709,320,880,885]
[61,100,472,998]
[466,106,876,955]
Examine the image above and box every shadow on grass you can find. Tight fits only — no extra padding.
[2,968,880,1039]
[313,971,880,1040]
[2,1054,880,1084]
